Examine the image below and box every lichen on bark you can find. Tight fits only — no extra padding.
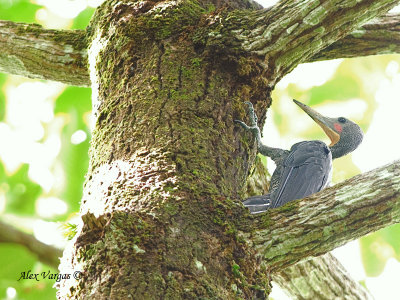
[52,0,400,298]
[58,0,273,298]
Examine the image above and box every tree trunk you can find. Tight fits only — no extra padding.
[58,0,274,298]
[1,0,400,299]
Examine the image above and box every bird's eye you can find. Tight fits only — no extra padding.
[338,117,346,123]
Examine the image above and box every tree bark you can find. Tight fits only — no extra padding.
[226,0,400,82]
[59,0,273,298]
[240,160,400,271]
[273,253,373,300]
[311,13,400,61]
[246,159,373,300]
[1,14,400,87]
[0,0,399,299]
[0,21,88,86]
[56,0,400,297]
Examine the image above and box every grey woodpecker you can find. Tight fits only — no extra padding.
[235,100,363,214]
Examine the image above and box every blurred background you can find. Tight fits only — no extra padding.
[0,0,399,299]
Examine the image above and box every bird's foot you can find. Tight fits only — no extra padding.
[242,194,270,214]
[234,101,261,138]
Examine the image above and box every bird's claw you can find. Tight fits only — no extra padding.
[244,101,253,107]
[235,101,260,135]
[243,101,258,126]
[234,119,250,130]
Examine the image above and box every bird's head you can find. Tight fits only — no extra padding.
[293,99,363,159]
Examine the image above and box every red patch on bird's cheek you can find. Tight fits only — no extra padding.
[334,123,342,133]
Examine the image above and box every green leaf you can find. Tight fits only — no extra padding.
[360,230,394,277]
[0,73,7,121]
[0,0,41,23]
[4,164,42,216]
[308,75,360,105]
[55,87,91,212]
[378,224,400,261]
[72,7,95,29]
[0,244,36,281]
[0,244,56,299]
[55,86,92,114]
[360,224,400,277]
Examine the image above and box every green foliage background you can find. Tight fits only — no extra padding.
[0,1,93,298]
[0,1,399,299]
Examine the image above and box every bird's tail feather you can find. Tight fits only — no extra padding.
[242,194,270,214]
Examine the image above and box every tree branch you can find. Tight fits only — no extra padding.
[0,21,89,86]
[311,13,400,61]
[239,160,400,272]
[0,220,63,269]
[245,159,371,299]
[228,0,399,81]
[1,10,399,86]
[273,253,373,300]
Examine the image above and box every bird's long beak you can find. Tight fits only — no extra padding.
[293,99,340,147]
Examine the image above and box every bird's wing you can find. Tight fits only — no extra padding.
[270,141,332,208]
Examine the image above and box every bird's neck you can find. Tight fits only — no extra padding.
[330,145,345,159]
[330,141,355,159]
[329,130,363,159]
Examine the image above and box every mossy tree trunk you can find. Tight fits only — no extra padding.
[58,0,273,298]
[1,0,400,299]
[55,0,400,298]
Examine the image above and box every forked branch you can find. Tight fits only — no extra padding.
[239,160,400,271]
[1,10,399,87]
[228,0,400,81]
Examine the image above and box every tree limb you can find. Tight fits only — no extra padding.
[0,219,63,269]
[311,13,400,61]
[239,160,400,272]
[246,158,371,300]
[273,253,373,300]
[228,0,400,81]
[0,11,399,87]
[0,20,89,86]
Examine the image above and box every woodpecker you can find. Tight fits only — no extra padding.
[235,100,363,214]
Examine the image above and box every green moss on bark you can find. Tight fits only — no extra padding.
[59,0,273,298]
